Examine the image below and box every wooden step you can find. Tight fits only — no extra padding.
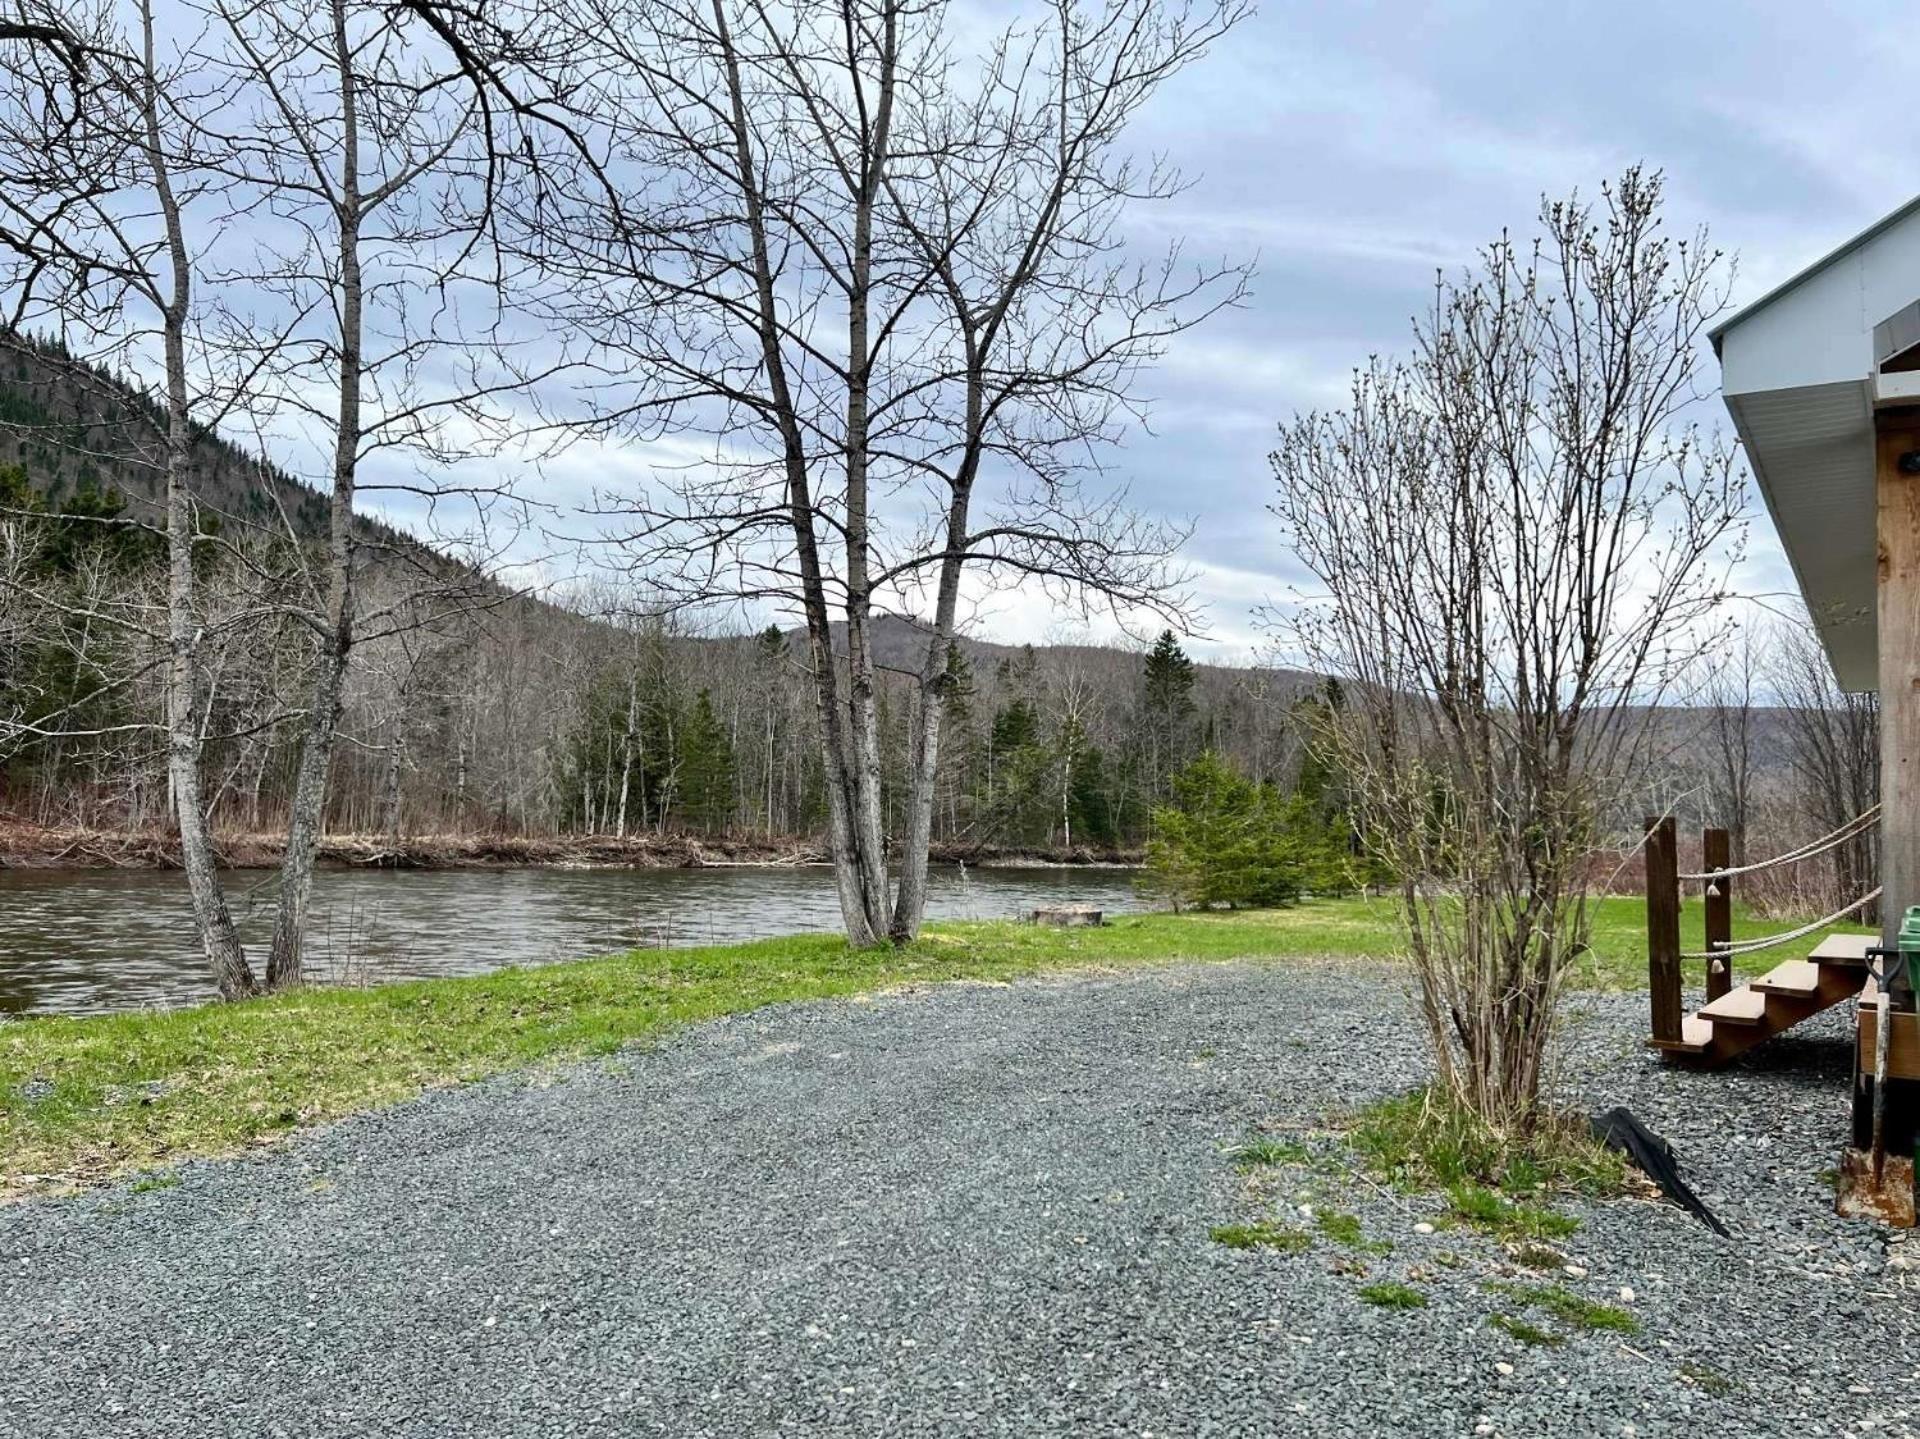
[1810,933,1875,966]
[1751,960,1823,997]
[1654,944,1871,1069]
[1698,986,1768,1026]
[1646,1015,1714,1056]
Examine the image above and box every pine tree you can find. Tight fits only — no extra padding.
[676,690,736,833]
[1140,751,1328,910]
[1140,629,1196,800]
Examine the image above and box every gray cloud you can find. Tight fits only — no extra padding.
[1108,0,1909,659]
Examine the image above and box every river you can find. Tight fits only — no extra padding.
[0,863,1142,1017]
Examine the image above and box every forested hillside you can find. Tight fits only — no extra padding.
[0,331,1327,852]
[1,330,379,545]
[0,329,1880,890]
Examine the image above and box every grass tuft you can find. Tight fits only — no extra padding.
[1228,1134,1311,1169]
[1445,1182,1579,1241]
[127,1171,179,1195]
[1210,1220,1311,1253]
[1349,1088,1625,1202]
[1357,1281,1427,1310]
[1488,1313,1562,1347]
[1315,1208,1392,1255]
[1486,1281,1638,1334]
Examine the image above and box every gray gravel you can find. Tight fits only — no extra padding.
[3,960,1917,1438]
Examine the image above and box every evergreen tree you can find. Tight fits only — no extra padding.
[1065,740,1116,847]
[1140,629,1196,799]
[990,697,1038,754]
[677,689,736,833]
[1140,751,1345,910]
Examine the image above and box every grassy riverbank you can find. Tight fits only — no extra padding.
[0,896,1871,1196]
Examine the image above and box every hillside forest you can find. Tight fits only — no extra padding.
[0,335,1321,854]
[0,330,1880,915]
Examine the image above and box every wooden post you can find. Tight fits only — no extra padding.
[1645,815,1682,1044]
[1878,408,1920,951]
[1702,827,1732,1002]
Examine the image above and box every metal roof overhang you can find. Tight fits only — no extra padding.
[1721,380,1876,689]
[1712,195,1920,694]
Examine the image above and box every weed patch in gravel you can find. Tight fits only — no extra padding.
[1444,1181,1580,1240]
[1357,1281,1427,1310]
[1487,1313,1563,1347]
[1314,1208,1392,1255]
[1485,1281,1638,1335]
[1227,1134,1312,1168]
[1209,1220,1311,1253]
[1349,1088,1624,1199]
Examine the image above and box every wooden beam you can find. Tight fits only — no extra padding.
[1877,408,1920,947]
[1703,827,1732,1002]
[1645,815,1682,1044]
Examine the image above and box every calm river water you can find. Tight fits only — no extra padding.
[0,864,1140,1016]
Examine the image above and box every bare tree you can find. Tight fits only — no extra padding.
[1702,622,1760,863]
[1268,170,1746,1129]
[525,0,1245,944]
[201,0,574,985]
[1044,639,1099,849]
[0,0,264,996]
[1771,615,1880,918]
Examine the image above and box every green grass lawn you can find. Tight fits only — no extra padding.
[0,894,1871,1195]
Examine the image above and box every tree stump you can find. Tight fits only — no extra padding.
[1031,906,1103,927]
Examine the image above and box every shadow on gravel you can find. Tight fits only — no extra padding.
[1724,1034,1854,1083]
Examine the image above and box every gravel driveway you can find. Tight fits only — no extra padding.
[3,960,1916,1438]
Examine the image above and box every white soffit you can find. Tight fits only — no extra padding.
[1712,194,1920,693]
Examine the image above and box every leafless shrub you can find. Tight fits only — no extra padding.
[1268,169,1746,1129]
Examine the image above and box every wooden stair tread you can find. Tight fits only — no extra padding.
[1810,933,1874,965]
[1647,1016,1714,1055]
[1654,936,1871,1070]
[1698,987,1768,1025]
[1751,960,1823,997]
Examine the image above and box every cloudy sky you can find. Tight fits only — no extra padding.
[1079,0,1911,660]
[332,0,1906,660]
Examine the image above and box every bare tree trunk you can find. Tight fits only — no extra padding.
[835,0,897,940]
[890,482,971,938]
[145,0,255,1001]
[616,668,636,839]
[382,723,404,843]
[266,0,362,989]
[710,0,889,942]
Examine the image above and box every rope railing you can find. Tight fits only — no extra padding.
[1677,804,1880,884]
[1646,808,1884,1048]
[1681,887,1883,960]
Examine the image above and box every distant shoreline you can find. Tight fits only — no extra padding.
[0,819,1142,873]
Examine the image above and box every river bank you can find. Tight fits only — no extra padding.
[0,817,1141,872]
[0,862,1148,1017]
